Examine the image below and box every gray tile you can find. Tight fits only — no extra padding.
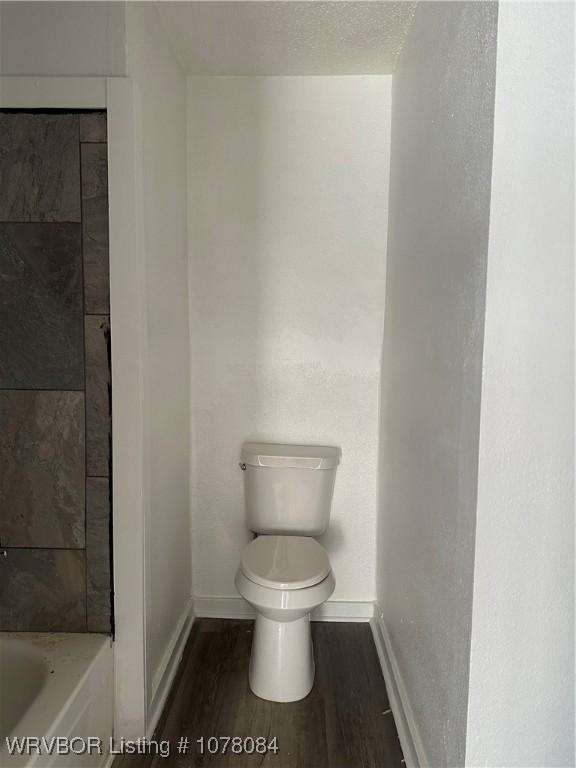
[79,113,107,143]
[0,223,84,389]
[86,477,112,633]
[0,113,81,222]
[0,549,86,631]
[79,112,107,142]
[81,143,109,314]
[0,391,85,548]
[85,315,111,477]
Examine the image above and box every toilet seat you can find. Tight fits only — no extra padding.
[240,535,331,590]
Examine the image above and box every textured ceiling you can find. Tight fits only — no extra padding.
[157,2,417,76]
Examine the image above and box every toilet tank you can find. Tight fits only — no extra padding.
[241,443,341,536]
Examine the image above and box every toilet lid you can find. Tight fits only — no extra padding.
[241,536,331,590]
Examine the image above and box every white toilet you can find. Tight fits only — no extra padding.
[235,442,341,703]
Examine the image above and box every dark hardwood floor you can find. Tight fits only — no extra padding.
[113,619,404,768]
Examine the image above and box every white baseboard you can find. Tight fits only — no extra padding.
[194,596,374,622]
[370,607,428,768]
[314,600,374,621]
[146,599,195,739]
[194,596,253,620]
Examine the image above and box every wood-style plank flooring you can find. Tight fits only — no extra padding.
[114,619,404,768]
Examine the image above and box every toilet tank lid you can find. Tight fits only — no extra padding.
[241,442,341,469]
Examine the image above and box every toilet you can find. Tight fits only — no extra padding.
[235,442,341,703]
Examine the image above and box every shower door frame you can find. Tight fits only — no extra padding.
[0,76,148,741]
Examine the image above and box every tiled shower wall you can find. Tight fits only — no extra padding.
[0,112,112,633]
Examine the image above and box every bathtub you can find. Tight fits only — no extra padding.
[0,634,113,768]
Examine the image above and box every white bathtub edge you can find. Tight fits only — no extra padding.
[1,633,114,768]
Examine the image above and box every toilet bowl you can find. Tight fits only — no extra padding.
[235,535,335,702]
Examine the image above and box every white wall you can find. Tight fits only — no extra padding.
[376,3,498,766]
[0,1,126,76]
[466,3,575,766]
[188,76,391,605]
[124,1,192,725]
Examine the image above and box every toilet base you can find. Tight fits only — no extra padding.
[249,613,314,702]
